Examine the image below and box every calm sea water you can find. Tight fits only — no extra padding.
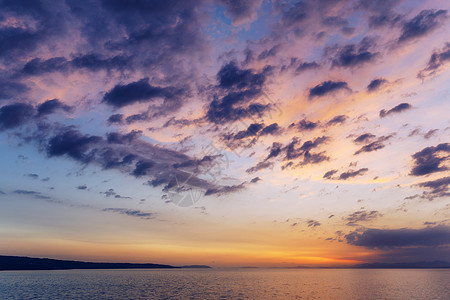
[0,268,448,299]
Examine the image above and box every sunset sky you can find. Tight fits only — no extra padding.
[0,0,449,267]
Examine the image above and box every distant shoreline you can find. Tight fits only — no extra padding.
[1,255,449,271]
[0,255,211,271]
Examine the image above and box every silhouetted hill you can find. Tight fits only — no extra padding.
[0,255,179,271]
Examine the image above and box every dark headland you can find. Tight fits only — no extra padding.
[0,255,210,271]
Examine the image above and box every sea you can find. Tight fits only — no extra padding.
[0,268,448,299]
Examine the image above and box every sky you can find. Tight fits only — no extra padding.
[0,0,449,267]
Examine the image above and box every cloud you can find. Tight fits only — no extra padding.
[206,62,271,124]
[13,189,40,195]
[102,78,185,108]
[258,45,282,60]
[326,115,348,126]
[338,168,368,180]
[284,137,328,161]
[296,61,320,73]
[20,57,68,76]
[354,141,385,155]
[70,53,132,72]
[367,78,388,92]
[106,130,142,144]
[345,225,450,249]
[205,183,246,196]
[354,135,393,155]
[398,9,447,43]
[233,123,264,139]
[218,0,262,25]
[0,79,29,100]
[280,1,309,28]
[107,114,124,124]
[417,43,450,79]
[256,136,329,170]
[289,119,319,131]
[424,129,438,139]
[163,117,197,129]
[379,103,412,118]
[217,61,266,90]
[102,208,152,219]
[246,161,273,174]
[353,133,376,144]
[329,38,379,68]
[306,219,321,228]
[300,151,329,166]
[266,142,283,160]
[410,143,450,176]
[322,16,348,27]
[0,103,35,130]
[36,99,73,117]
[356,0,403,28]
[308,80,350,98]
[250,176,261,183]
[260,123,282,136]
[24,173,39,179]
[0,0,66,59]
[132,160,155,177]
[20,54,133,76]
[47,129,103,163]
[24,121,238,197]
[416,176,449,200]
[345,210,382,226]
[323,169,338,179]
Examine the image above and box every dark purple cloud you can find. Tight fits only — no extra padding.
[106,130,142,144]
[296,61,320,73]
[47,129,102,163]
[323,169,338,179]
[354,135,393,155]
[417,176,450,200]
[410,143,450,176]
[233,123,264,139]
[345,226,450,249]
[259,123,282,136]
[353,133,376,144]
[326,115,348,126]
[330,38,379,68]
[0,79,29,100]
[367,78,388,92]
[338,168,368,180]
[379,103,412,118]
[107,114,124,124]
[250,176,261,183]
[308,81,350,98]
[206,62,271,124]
[246,161,273,174]
[205,183,246,196]
[345,210,382,226]
[289,119,319,131]
[218,0,262,25]
[102,208,152,219]
[306,219,321,228]
[398,9,447,43]
[103,78,185,108]
[36,99,73,117]
[0,103,35,130]
[418,43,450,79]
